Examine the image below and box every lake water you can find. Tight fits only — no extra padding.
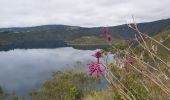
[0,47,98,98]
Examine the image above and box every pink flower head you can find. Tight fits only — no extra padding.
[127,56,134,64]
[106,34,112,42]
[100,27,112,42]
[87,62,104,77]
[92,51,102,59]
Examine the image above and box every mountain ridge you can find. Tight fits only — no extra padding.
[0,18,169,50]
[0,18,169,29]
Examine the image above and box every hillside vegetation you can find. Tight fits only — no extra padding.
[82,25,170,100]
[0,18,169,50]
[67,36,108,45]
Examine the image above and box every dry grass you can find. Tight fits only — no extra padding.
[103,23,170,100]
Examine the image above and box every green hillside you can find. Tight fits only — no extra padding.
[67,36,108,45]
[0,18,169,50]
[154,26,170,59]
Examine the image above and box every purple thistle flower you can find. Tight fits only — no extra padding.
[92,51,103,64]
[92,51,102,59]
[87,62,104,78]
[106,34,112,42]
[127,56,134,64]
[100,27,113,42]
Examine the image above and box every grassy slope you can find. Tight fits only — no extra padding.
[154,26,170,59]
[67,36,109,45]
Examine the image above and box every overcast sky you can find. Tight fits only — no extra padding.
[0,0,170,28]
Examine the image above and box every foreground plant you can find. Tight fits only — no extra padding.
[86,25,170,100]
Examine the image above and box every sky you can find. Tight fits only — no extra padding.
[0,0,170,28]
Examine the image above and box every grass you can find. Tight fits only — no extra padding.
[67,36,108,45]
[83,90,115,100]
[98,23,170,100]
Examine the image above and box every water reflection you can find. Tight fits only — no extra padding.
[0,47,96,98]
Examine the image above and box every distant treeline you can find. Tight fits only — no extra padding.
[0,40,67,51]
[0,18,169,51]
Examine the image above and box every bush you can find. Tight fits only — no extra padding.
[30,71,99,100]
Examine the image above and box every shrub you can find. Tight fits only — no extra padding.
[30,71,99,100]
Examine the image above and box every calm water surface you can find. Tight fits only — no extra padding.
[0,47,97,98]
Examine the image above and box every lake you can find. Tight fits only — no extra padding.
[0,47,98,98]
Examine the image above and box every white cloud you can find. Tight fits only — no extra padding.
[0,0,169,27]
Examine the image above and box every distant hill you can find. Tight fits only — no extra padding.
[153,26,170,59]
[0,18,170,50]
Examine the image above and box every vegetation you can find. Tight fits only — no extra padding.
[0,18,169,50]
[0,86,5,100]
[0,19,170,99]
[83,90,114,100]
[30,71,99,100]
[67,36,108,45]
[84,24,170,100]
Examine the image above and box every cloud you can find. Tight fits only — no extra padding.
[0,0,169,27]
